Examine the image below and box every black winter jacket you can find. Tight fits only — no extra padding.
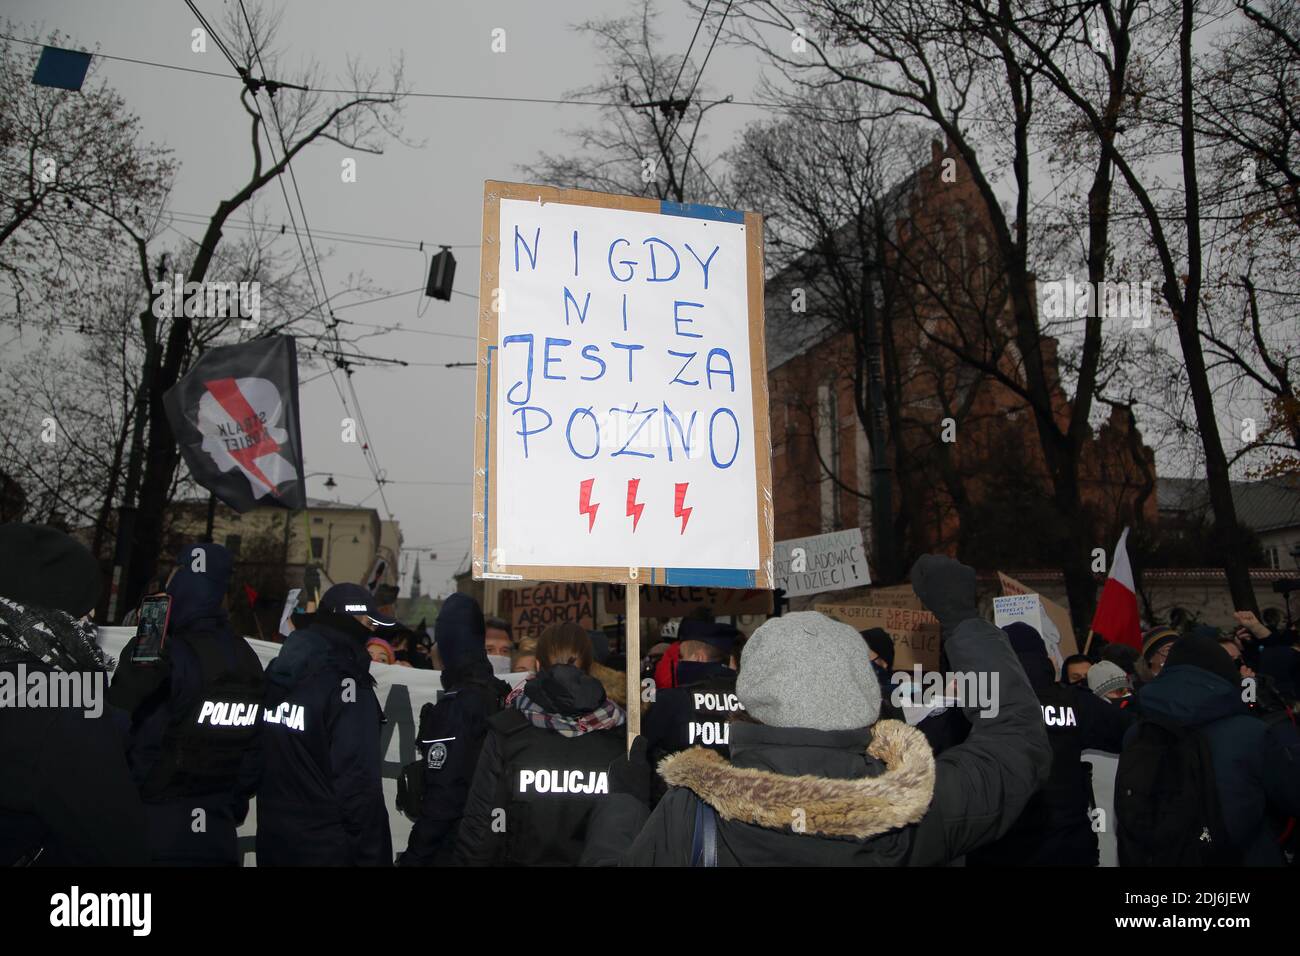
[456,666,625,866]
[109,613,264,865]
[255,615,391,866]
[399,657,509,866]
[0,660,149,866]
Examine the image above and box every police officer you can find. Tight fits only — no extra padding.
[399,593,509,866]
[455,622,625,865]
[642,620,742,792]
[967,621,1133,866]
[255,583,393,866]
[108,543,264,866]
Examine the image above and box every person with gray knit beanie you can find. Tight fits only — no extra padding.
[736,611,881,731]
[582,553,1059,867]
[1087,660,1133,701]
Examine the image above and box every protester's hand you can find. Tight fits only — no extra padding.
[607,734,652,806]
[1232,610,1270,640]
[910,554,978,640]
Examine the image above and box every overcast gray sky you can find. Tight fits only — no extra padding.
[10,0,767,597]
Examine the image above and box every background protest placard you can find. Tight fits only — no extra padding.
[774,528,870,598]
[998,571,1079,658]
[857,583,924,610]
[473,181,773,588]
[500,582,595,639]
[605,584,772,618]
[814,604,941,670]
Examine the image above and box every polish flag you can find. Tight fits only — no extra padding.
[1090,526,1142,649]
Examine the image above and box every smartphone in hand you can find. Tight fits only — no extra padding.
[131,594,172,664]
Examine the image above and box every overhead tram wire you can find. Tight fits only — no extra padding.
[234,0,397,522]
[0,32,1024,126]
[180,0,394,520]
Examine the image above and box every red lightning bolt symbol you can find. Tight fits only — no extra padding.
[578,478,599,532]
[205,377,282,495]
[626,478,644,532]
[674,482,692,534]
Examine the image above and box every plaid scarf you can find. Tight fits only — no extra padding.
[0,596,113,672]
[506,680,626,737]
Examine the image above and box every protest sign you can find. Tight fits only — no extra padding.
[993,593,1044,633]
[998,571,1079,658]
[500,582,596,639]
[814,604,941,670]
[472,181,773,588]
[859,583,925,610]
[605,584,772,618]
[774,528,869,598]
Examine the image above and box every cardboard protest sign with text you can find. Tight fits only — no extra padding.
[500,582,595,639]
[473,182,773,588]
[774,528,870,598]
[998,572,1079,658]
[994,593,1065,674]
[859,583,924,610]
[814,604,941,671]
[605,585,772,618]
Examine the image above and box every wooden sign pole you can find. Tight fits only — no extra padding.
[625,577,640,749]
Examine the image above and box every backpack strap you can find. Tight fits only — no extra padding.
[690,795,718,867]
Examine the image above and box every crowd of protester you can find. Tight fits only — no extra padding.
[2,522,1299,867]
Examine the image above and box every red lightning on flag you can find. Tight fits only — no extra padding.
[578,478,599,532]
[204,377,282,495]
[674,482,692,534]
[626,478,644,532]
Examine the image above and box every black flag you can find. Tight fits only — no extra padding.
[164,335,307,513]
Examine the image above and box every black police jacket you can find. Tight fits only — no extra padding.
[254,617,392,866]
[399,657,509,866]
[109,616,264,864]
[456,667,625,866]
[967,677,1131,866]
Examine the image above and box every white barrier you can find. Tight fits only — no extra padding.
[98,627,528,865]
[1083,750,1119,867]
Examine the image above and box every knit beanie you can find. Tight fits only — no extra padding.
[736,611,880,731]
[1087,660,1131,698]
[1142,625,1179,663]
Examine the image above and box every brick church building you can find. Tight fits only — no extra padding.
[765,140,1156,580]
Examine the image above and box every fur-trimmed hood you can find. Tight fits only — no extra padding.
[658,719,935,840]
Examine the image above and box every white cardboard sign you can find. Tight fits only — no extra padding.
[473,182,772,588]
[774,528,870,598]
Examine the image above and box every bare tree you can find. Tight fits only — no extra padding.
[101,4,409,619]
[0,26,175,322]
[725,0,1145,629]
[522,0,730,204]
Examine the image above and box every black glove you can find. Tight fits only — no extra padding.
[106,638,173,714]
[910,554,978,641]
[607,734,652,806]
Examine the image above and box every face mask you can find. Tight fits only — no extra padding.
[488,654,513,675]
